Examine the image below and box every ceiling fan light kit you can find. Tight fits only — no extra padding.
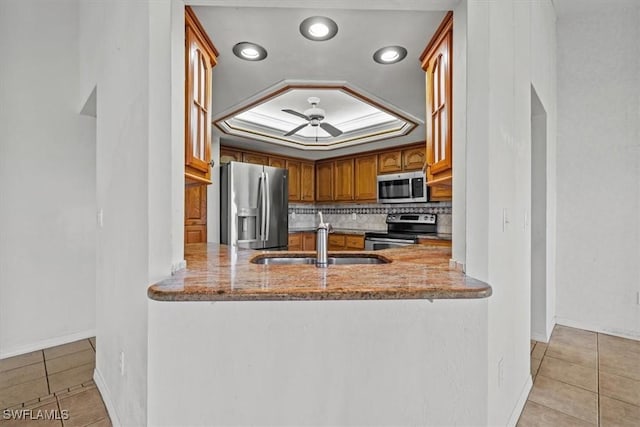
[299,16,339,41]
[373,46,407,64]
[282,97,343,138]
[232,42,268,61]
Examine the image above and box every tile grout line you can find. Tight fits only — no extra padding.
[42,350,52,397]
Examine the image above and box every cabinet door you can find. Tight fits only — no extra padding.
[220,147,242,164]
[269,156,286,169]
[184,185,207,244]
[423,13,453,178]
[302,232,316,251]
[328,234,346,251]
[333,159,354,201]
[354,155,378,201]
[288,233,302,251]
[378,151,402,173]
[316,162,333,202]
[185,13,216,184]
[345,235,364,250]
[300,162,315,202]
[286,160,301,202]
[242,152,268,165]
[402,146,426,171]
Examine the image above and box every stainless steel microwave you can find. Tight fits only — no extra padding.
[377,171,428,204]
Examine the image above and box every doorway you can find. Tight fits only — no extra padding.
[530,85,548,342]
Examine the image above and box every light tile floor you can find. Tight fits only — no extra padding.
[2,327,638,426]
[519,325,640,427]
[0,338,111,426]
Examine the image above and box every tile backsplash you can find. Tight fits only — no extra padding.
[289,202,452,234]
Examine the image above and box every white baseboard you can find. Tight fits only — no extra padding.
[0,329,96,359]
[507,375,533,427]
[530,331,548,343]
[556,317,640,341]
[94,367,121,427]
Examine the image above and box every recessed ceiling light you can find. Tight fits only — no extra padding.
[373,46,407,64]
[232,42,267,61]
[300,16,338,41]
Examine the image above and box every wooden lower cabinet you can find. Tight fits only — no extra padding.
[184,185,207,244]
[288,232,316,251]
[327,233,364,251]
[345,234,365,250]
[302,232,316,250]
[328,234,346,251]
[288,233,303,251]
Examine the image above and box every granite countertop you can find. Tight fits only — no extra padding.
[288,227,370,235]
[147,244,491,302]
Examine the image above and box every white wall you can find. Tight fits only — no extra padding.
[556,4,640,339]
[148,299,488,426]
[79,1,183,425]
[0,0,96,357]
[464,0,556,424]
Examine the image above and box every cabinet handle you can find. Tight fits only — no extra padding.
[209,160,215,168]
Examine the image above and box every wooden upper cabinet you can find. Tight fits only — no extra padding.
[286,160,301,201]
[333,159,354,201]
[269,156,286,169]
[242,152,268,165]
[354,155,378,201]
[378,151,403,174]
[220,147,242,164]
[421,11,453,190]
[402,146,426,171]
[185,7,218,185]
[300,161,315,202]
[316,161,333,202]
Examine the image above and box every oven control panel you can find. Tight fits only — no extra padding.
[386,214,437,224]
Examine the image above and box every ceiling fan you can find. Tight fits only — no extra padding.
[281,97,343,138]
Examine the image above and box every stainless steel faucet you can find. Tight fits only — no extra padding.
[316,211,332,268]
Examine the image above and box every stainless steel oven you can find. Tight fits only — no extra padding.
[364,214,437,250]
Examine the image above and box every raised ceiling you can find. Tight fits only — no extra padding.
[191,3,448,159]
[214,81,420,151]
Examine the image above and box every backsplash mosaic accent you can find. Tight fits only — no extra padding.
[288,202,452,234]
[288,202,452,215]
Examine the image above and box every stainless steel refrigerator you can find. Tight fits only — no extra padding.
[220,161,288,250]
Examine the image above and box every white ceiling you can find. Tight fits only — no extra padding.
[191,4,448,160]
[552,0,638,17]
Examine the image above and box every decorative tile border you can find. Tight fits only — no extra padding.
[289,202,452,215]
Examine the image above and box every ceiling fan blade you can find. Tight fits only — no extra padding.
[281,109,310,120]
[284,123,308,137]
[320,122,343,137]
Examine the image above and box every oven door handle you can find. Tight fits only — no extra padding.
[365,237,416,244]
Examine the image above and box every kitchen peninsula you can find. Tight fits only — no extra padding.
[147,243,492,426]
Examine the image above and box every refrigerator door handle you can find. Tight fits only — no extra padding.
[264,171,271,242]
[260,172,267,241]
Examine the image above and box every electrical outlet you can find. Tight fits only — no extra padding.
[119,351,125,376]
[498,358,504,387]
[351,213,357,220]
[291,212,296,219]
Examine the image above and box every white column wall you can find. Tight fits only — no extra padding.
[464,0,557,424]
[78,1,183,425]
[556,5,640,339]
[0,0,97,357]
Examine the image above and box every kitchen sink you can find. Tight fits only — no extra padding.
[251,253,391,265]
